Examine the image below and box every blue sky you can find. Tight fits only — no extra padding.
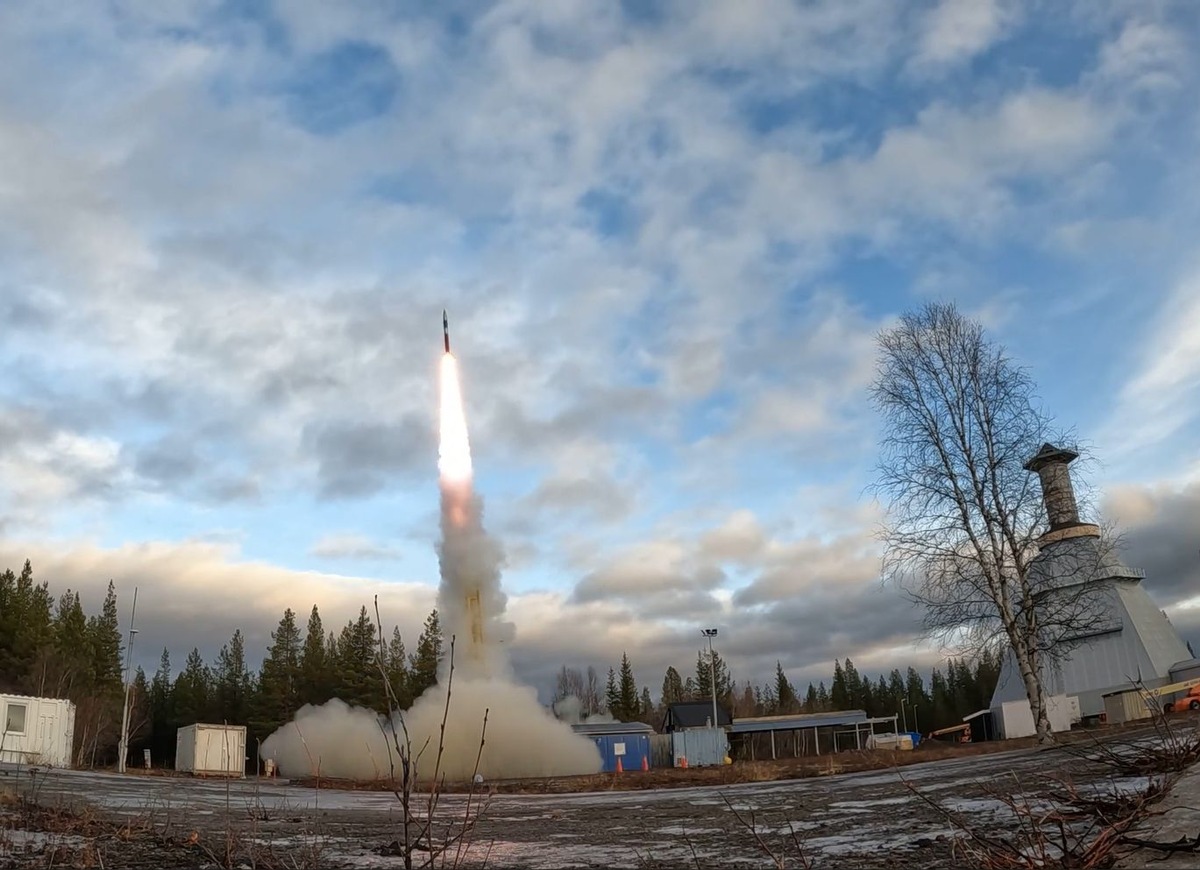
[1,0,1198,695]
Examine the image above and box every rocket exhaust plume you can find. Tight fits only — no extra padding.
[261,313,601,781]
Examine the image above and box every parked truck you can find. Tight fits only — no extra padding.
[1164,683,1200,713]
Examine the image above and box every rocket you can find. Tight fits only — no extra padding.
[443,309,450,354]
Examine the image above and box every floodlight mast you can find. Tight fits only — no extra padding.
[117,587,139,775]
[702,628,719,730]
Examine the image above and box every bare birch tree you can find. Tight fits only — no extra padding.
[871,302,1108,744]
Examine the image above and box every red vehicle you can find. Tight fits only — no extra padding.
[1164,684,1200,713]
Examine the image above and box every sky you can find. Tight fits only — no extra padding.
[1,0,1199,700]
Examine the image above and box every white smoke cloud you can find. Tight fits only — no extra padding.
[262,679,600,781]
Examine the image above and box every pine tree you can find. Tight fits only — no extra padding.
[875,675,889,718]
[149,649,174,765]
[173,648,211,726]
[695,649,731,703]
[905,667,928,710]
[930,667,952,730]
[682,676,696,701]
[385,626,410,710]
[815,681,830,711]
[604,667,619,715]
[639,686,653,721]
[774,662,796,713]
[299,605,331,706]
[888,669,906,713]
[88,581,124,695]
[661,667,684,707]
[334,607,378,709]
[9,561,55,695]
[408,609,443,700]
[617,653,638,720]
[49,590,90,696]
[214,630,251,724]
[843,659,863,710]
[804,682,818,713]
[254,608,302,736]
[831,660,848,709]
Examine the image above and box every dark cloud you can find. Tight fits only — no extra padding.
[1106,483,1200,607]
[303,416,434,498]
[130,436,200,486]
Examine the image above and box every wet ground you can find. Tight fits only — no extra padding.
[0,729,1172,868]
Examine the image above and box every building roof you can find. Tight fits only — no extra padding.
[662,701,732,731]
[570,721,656,737]
[728,710,867,734]
[1170,658,1200,674]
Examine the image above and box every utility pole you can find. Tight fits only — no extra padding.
[117,587,139,775]
[701,628,719,729]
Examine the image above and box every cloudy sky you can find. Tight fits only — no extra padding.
[2,0,1198,698]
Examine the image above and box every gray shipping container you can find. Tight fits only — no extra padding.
[672,727,728,767]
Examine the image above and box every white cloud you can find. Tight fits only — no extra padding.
[309,533,404,561]
[912,0,1018,72]
[1100,269,1200,461]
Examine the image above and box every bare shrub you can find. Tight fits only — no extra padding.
[374,596,491,869]
[902,771,1165,870]
[1062,683,1200,777]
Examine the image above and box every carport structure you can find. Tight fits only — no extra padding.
[728,710,900,760]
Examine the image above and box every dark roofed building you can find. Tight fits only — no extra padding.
[662,701,731,732]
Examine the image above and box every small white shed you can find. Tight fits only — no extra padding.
[993,694,1074,740]
[0,694,76,768]
[175,724,247,777]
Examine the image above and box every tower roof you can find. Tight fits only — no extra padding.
[1024,443,1079,472]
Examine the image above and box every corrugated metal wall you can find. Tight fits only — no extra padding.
[672,727,728,767]
[650,734,673,768]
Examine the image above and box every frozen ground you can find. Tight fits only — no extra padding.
[0,729,1170,868]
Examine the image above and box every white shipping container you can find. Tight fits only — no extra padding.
[866,733,914,751]
[175,724,246,777]
[994,694,1074,739]
[0,694,75,768]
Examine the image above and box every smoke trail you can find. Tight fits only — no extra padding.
[436,353,510,677]
[262,345,602,781]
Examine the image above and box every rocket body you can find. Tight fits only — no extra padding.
[443,310,451,354]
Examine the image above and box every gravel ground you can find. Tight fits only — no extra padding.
[0,728,1173,868]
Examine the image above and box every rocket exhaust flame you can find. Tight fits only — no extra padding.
[259,312,601,781]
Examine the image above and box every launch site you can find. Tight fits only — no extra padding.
[2,1,1200,868]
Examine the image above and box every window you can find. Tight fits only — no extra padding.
[4,703,27,734]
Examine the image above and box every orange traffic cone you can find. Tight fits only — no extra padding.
[679,755,688,769]
[641,756,649,772]
[615,757,623,773]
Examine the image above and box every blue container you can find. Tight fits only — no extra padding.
[592,733,652,772]
[906,731,922,747]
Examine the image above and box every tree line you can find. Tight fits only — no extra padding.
[560,647,1001,735]
[0,561,446,769]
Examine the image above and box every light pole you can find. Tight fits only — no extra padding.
[900,697,909,733]
[701,629,719,729]
[117,587,139,775]
[912,704,920,736]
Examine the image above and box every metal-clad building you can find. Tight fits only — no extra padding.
[728,710,898,759]
[990,445,1191,718]
[571,722,654,772]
